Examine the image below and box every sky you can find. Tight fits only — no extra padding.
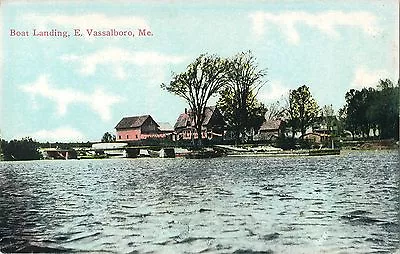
[1,0,398,142]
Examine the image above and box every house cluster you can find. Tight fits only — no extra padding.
[114,106,225,142]
[114,106,334,144]
[255,119,337,144]
[256,117,334,144]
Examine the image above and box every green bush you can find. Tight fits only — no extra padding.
[2,137,41,161]
[276,137,296,150]
[298,139,313,149]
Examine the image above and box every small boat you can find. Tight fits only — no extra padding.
[185,148,223,159]
[308,148,340,156]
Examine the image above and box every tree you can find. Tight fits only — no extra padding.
[265,100,286,121]
[218,89,266,142]
[343,88,374,138]
[2,137,41,161]
[162,54,227,146]
[0,130,3,160]
[342,89,360,138]
[0,139,4,161]
[217,51,267,143]
[101,132,116,142]
[287,85,320,138]
[337,106,348,137]
[341,79,399,140]
[365,88,381,138]
[321,104,337,134]
[374,79,399,139]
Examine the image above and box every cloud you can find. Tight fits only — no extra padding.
[61,48,186,80]
[351,67,390,89]
[22,13,149,30]
[249,11,379,44]
[259,81,290,102]
[89,88,122,121]
[20,75,123,121]
[15,127,86,143]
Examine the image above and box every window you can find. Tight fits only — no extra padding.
[126,135,129,139]
[136,134,138,138]
[118,135,121,139]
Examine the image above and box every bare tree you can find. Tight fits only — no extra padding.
[162,54,226,146]
[265,99,286,121]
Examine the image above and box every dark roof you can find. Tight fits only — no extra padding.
[115,115,158,129]
[174,106,220,129]
[203,106,216,126]
[260,119,283,131]
[174,113,191,129]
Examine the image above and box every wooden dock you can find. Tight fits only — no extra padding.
[225,148,340,157]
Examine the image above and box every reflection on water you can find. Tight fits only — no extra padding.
[0,150,398,253]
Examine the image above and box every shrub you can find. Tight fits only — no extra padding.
[2,137,41,161]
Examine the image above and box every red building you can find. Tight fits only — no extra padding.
[115,115,160,141]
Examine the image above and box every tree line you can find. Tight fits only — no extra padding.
[162,51,399,145]
[339,79,399,140]
[1,138,42,161]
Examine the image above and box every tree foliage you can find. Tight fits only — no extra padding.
[162,54,227,146]
[287,85,320,138]
[342,88,371,138]
[218,89,266,142]
[342,79,399,139]
[1,137,41,161]
[320,104,339,134]
[217,51,267,143]
[375,79,399,139]
[101,132,116,142]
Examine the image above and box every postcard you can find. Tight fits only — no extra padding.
[0,1,399,253]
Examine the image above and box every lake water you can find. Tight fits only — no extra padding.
[0,150,399,253]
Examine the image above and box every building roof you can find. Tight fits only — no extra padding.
[174,113,191,129]
[203,106,217,126]
[174,106,220,129]
[260,119,283,131]
[115,115,158,129]
[157,122,174,132]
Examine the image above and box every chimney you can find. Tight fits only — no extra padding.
[185,108,187,114]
